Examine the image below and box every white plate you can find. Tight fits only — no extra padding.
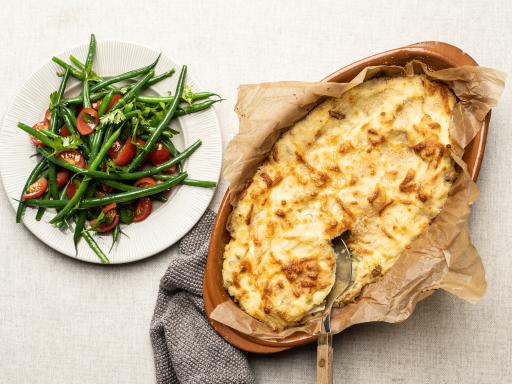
[0,41,222,264]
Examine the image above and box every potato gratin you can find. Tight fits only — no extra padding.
[223,75,457,330]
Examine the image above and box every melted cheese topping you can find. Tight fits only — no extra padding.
[223,75,457,330]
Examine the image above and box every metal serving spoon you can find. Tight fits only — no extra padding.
[316,235,352,384]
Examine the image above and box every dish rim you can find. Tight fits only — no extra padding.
[204,41,490,353]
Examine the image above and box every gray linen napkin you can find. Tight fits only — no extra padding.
[150,209,256,384]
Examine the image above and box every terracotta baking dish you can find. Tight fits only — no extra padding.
[204,41,491,354]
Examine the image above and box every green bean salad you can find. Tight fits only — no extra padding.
[16,34,221,263]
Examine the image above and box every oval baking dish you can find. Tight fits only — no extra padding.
[204,41,491,354]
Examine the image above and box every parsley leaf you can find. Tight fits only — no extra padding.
[100,109,126,125]
[119,207,134,225]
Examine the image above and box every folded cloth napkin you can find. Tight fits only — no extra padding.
[150,209,256,384]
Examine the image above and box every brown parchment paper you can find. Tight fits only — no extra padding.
[212,61,505,340]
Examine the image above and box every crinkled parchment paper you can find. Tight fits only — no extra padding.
[212,61,505,340]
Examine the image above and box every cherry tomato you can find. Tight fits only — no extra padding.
[44,109,51,122]
[94,94,122,113]
[133,197,152,222]
[66,182,77,199]
[101,203,117,213]
[108,139,122,159]
[113,137,135,166]
[90,208,119,233]
[162,164,178,174]
[56,169,71,189]
[76,107,99,135]
[134,177,158,188]
[57,150,86,169]
[22,177,48,200]
[60,124,71,137]
[107,94,122,111]
[133,138,149,165]
[31,121,49,147]
[148,143,170,165]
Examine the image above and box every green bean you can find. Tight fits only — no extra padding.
[175,98,222,116]
[40,130,61,140]
[127,65,187,172]
[69,54,118,91]
[84,34,96,75]
[182,179,217,188]
[81,34,97,109]
[73,184,94,249]
[38,139,201,181]
[90,125,105,158]
[101,179,137,192]
[139,132,174,142]
[135,91,217,104]
[62,90,112,106]
[69,55,101,80]
[82,229,110,264]
[36,189,51,221]
[147,68,176,87]
[161,138,183,172]
[17,123,55,148]
[90,54,160,93]
[16,159,47,223]
[83,78,91,108]
[100,179,168,202]
[51,68,70,132]
[136,95,174,103]
[161,138,180,157]
[26,173,186,209]
[60,106,78,136]
[48,67,71,199]
[35,195,49,221]
[110,69,155,112]
[52,57,84,80]
[49,128,121,224]
[97,91,113,118]
[80,173,185,208]
[69,54,85,70]
[153,175,217,188]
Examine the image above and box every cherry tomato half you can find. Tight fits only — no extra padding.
[108,139,122,159]
[57,150,86,169]
[134,177,158,188]
[56,169,71,189]
[60,124,71,137]
[31,121,49,147]
[148,143,170,165]
[44,109,51,122]
[133,197,152,222]
[107,94,122,111]
[77,107,99,135]
[101,203,117,213]
[90,208,119,233]
[162,164,178,174]
[113,137,135,166]
[22,177,48,200]
[66,182,77,199]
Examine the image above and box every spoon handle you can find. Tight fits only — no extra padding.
[316,332,333,384]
